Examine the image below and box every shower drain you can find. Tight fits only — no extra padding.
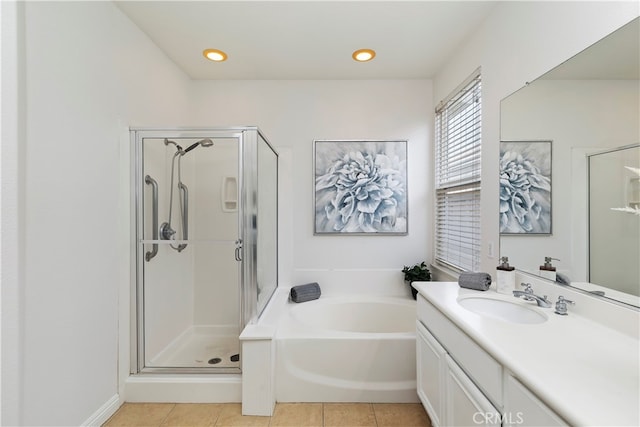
[205,354,240,365]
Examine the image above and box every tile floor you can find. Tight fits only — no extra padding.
[103,402,432,427]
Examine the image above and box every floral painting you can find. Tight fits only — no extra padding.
[500,141,552,234]
[314,140,407,235]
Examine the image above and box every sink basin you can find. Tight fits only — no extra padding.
[457,296,548,324]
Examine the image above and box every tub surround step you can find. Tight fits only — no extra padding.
[124,375,242,403]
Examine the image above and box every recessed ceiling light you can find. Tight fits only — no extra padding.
[203,49,228,62]
[352,49,376,62]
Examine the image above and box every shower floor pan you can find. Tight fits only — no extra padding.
[149,325,240,369]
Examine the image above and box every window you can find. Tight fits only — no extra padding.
[434,69,482,272]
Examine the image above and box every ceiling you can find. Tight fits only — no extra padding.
[115,1,498,80]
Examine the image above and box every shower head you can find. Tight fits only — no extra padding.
[164,139,183,151]
[183,138,214,154]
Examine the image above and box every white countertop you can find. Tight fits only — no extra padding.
[414,281,640,427]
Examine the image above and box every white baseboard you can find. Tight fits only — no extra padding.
[81,394,122,426]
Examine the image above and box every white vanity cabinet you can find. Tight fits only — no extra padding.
[416,297,501,427]
[416,293,567,427]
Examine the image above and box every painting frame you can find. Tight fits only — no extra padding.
[314,139,408,235]
[499,140,552,235]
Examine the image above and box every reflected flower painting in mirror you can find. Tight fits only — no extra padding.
[500,141,552,234]
[314,140,407,235]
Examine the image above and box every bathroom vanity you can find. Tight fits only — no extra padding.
[414,281,640,427]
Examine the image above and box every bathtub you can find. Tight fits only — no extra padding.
[274,294,418,403]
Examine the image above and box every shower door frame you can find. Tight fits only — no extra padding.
[131,127,260,374]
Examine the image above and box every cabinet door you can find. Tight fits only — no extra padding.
[416,321,446,426]
[504,375,567,427]
[445,355,501,427]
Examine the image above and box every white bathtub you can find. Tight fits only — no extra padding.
[275,295,418,402]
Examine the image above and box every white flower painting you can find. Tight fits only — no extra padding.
[499,141,552,234]
[314,140,407,235]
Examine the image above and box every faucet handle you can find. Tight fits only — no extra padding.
[519,283,534,301]
[554,296,575,316]
[520,282,533,293]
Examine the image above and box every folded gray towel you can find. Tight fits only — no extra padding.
[458,272,492,291]
[290,282,321,303]
[555,272,571,285]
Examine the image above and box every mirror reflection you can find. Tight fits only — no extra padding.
[500,17,640,307]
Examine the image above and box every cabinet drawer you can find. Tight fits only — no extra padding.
[418,296,503,407]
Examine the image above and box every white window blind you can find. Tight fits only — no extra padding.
[435,70,481,272]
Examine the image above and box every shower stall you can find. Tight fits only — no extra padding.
[588,143,639,296]
[131,127,278,373]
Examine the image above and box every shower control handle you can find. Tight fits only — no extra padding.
[160,222,176,240]
[235,239,243,261]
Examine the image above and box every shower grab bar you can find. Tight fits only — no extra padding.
[144,175,159,262]
[177,182,188,252]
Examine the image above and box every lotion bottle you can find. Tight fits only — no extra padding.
[539,257,558,281]
[496,256,515,294]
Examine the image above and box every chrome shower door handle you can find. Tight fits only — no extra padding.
[235,239,243,261]
[177,182,188,252]
[145,175,159,261]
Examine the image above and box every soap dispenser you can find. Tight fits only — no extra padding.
[539,257,558,281]
[496,256,515,294]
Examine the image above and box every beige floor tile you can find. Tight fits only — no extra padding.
[372,403,431,427]
[270,403,323,427]
[214,403,270,427]
[104,403,176,427]
[323,403,377,427]
[161,403,225,426]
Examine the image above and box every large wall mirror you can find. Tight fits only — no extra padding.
[500,17,639,308]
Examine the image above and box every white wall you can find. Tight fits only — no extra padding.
[1,2,26,425]
[188,80,433,296]
[5,2,192,425]
[432,1,639,278]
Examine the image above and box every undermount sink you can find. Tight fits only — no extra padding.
[457,295,548,324]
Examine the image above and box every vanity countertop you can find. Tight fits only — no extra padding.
[414,281,640,427]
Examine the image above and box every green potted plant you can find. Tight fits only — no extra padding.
[402,261,431,299]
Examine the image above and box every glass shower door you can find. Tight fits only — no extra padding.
[136,132,242,372]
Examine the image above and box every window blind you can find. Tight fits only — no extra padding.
[435,70,481,272]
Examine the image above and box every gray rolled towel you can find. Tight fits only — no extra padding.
[290,282,321,303]
[555,272,571,285]
[458,272,492,291]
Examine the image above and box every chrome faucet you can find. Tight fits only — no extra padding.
[513,283,552,308]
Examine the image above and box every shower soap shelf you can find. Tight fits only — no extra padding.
[222,176,238,212]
